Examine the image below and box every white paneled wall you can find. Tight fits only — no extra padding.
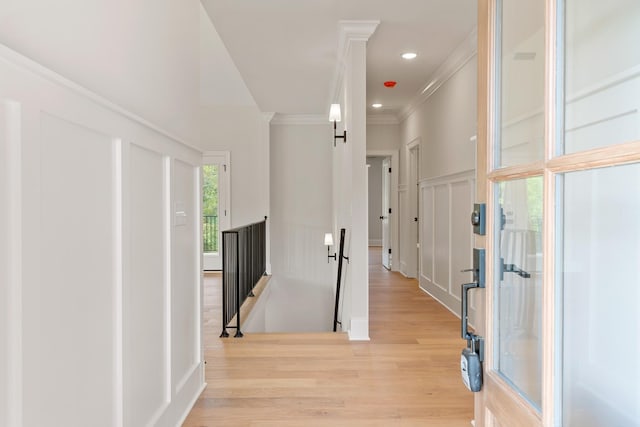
[419,171,476,320]
[0,46,203,427]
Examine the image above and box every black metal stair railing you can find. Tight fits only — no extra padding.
[333,228,348,332]
[220,217,267,338]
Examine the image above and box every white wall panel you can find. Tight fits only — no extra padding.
[419,172,475,318]
[25,113,116,427]
[421,186,434,281]
[124,144,166,427]
[0,99,21,427]
[398,188,408,275]
[269,123,333,299]
[450,180,473,298]
[171,159,199,394]
[0,101,8,427]
[0,43,203,427]
[433,184,450,290]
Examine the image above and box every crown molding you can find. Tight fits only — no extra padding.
[367,114,399,125]
[399,27,478,123]
[262,112,276,123]
[329,20,380,106]
[270,114,327,125]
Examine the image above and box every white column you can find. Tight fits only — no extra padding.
[332,21,378,341]
[262,112,275,274]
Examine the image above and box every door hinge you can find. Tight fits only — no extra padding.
[224,209,227,216]
[223,164,227,172]
[388,167,392,173]
[388,248,392,254]
[388,208,392,214]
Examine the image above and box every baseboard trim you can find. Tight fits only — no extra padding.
[348,317,370,341]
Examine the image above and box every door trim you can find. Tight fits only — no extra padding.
[202,151,230,271]
[366,149,399,272]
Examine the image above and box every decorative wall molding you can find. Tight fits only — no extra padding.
[418,169,476,319]
[0,44,203,427]
[419,169,476,187]
[0,43,200,154]
[329,20,380,105]
[399,28,478,123]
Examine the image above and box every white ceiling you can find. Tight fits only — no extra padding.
[201,0,477,118]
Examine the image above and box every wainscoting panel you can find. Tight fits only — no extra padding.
[419,171,475,318]
[124,143,167,427]
[171,159,200,396]
[421,186,434,282]
[0,99,21,427]
[0,44,203,427]
[398,188,408,276]
[27,112,117,427]
[433,184,450,291]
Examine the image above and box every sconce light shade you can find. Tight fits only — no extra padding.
[329,103,342,122]
[324,232,334,246]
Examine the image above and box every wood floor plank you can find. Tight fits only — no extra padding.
[183,248,473,426]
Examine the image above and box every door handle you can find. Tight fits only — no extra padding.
[380,216,388,220]
[461,282,479,340]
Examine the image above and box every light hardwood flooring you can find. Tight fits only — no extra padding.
[183,247,473,426]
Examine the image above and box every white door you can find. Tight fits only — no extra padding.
[475,0,640,426]
[202,153,230,271]
[381,157,391,269]
[408,145,420,278]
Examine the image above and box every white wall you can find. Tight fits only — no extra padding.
[269,122,333,308]
[367,157,383,245]
[332,24,375,340]
[399,53,477,317]
[367,123,400,151]
[0,40,203,427]
[199,106,269,229]
[0,0,201,144]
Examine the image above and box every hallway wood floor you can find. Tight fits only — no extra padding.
[183,247,473,426]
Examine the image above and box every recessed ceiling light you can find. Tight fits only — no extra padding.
[372,103,382,108]
[402,52,417,60]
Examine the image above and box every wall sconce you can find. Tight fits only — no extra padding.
[325,232,336,262]
[329,103,347,146]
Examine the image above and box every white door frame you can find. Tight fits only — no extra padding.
[202,151,230,271]
[407,140,420,279]
[366,149,399,272]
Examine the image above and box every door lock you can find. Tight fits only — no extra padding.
[471,203,486,235]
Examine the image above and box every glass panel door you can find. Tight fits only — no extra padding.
[560,163,640,426]
[495,177,543,409]
[202,154,229,271]
[495,0,545,167]
[562,0,640,154]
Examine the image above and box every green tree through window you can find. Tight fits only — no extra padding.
[202,165,219,252]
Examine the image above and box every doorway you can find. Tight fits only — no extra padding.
[202,152,230,271]
[366,150,399,271]
[407,142,420,279]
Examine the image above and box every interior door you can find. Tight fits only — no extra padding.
[408,145,420,278]
[476,0,640,426]
[202,153,229,271]
[381,157,391,269]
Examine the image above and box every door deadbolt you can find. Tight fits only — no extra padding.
[471,203,486,235]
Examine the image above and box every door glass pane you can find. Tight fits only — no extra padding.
[202,164,219,253]
[495,177,543,408]
[563,0,640,153]
[496,0,545,168]
[561,163,640,426]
